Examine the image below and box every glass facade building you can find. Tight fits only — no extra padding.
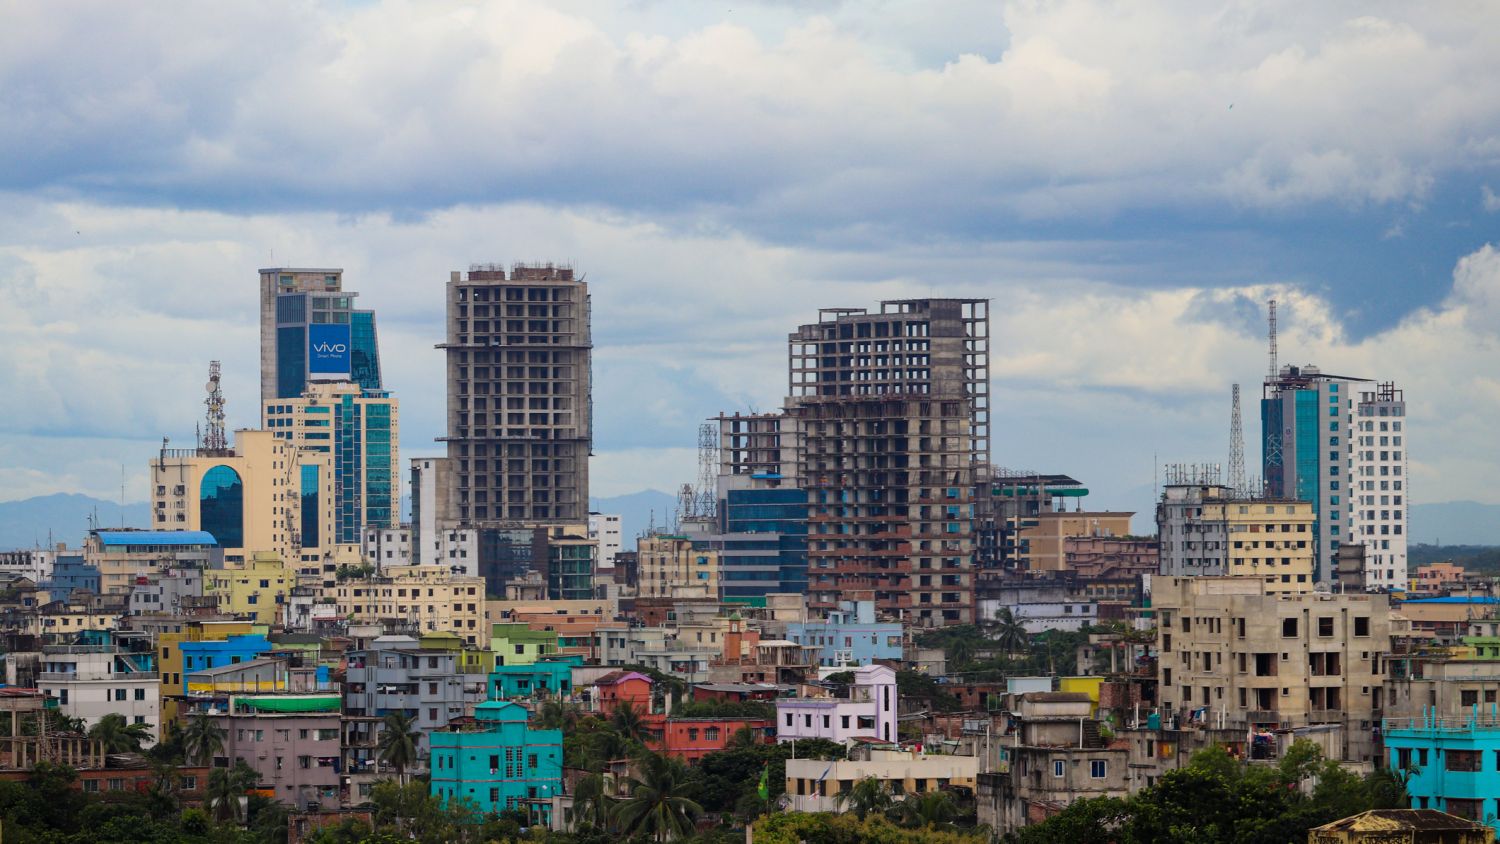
[700,486,809,603]
[199,465,245,549]
[264,273,382,405]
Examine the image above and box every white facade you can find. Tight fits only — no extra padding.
[38,647,160,742]
[362,526,412,569]
[588,513,623,570]
[784,751,979,813]
[1350,385,1408,590]
[775,664,897,744]
[1155,484,1232,577]
[0,548,62,584]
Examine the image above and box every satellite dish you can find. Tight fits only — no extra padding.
[206,381,217,392]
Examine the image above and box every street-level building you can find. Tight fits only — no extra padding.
[430,700,563,824]
[38,644,160,742]
[211,694,343,811]
[775,664,896,744]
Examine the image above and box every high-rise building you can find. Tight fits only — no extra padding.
[786,299,989,626]
[588,513,623,570]
[1155,482,1316,593]
[259,268,383,412]
[1262,365,1407,587]
[439,264,591,525]
[264,381,399,545]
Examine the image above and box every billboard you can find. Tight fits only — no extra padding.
[308,324,352,376]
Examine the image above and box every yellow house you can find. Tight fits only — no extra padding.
[329,565,486,646]
[1204,499,1316,593]
[205,553,293,625]
[1020,512,1134,572]
[156,619,261,723]
[638,535,720,599]
[1059,676,1104,715]
[420,631,496,675]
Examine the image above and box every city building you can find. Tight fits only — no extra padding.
[1017,511,1133,573]
[1154,576,1391,762]
[973,472,1087,574]
[1382,712,1500,832]
[587,513,622,570]
[1156,481,1316,593]
[638,533,719,599]
[38,643,160,741]
[362,526,411,569]
[1262,365,1408,587]
[716,412,803,481]
[659,717,773,764]
[84,530,219,597]
[210,694,343,811]
[1411,562,1467,596]
[173,634,274,694]
[329,566,486,646]
[45,553,99,602]
[543,524,596,601]
[706,476,809,603]
[0,545,68,584]
[775,664,897,744]
[785,748,978,813]
[429,700,563,823]
[264,380,399,546]
[342,637,487,774]
[259,268,382,408]
[489,655,580,700]
[781,601,902,667]
[205,553,294,624]
[489,623,560,667]
[1308,810,1489,844]
[438,263,591,524]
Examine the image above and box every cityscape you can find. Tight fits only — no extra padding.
[4,3,1500,844]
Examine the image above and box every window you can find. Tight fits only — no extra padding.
[1281,618,1298,637]
[1446,750,1481,772]
[1053,760,1065,778]
[1354,616,1370,636]
[1090,760,1108,778]
[1317,617,1334,637]
[134,688,145,701]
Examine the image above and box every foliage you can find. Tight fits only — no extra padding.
[895,790,959,829]
[612,752,703,841]
[564,713,633,771]
[752,812,987,844]
[672,699,775,720]
[376,710,420,784]
[536,700,582,731]
[206,759,259,822]
[834,776,893,821]
[88,712,153,753]
[1007,740,1413,844]
[609,700,651,745]
[181,711,227,767]
[896,670,963,712]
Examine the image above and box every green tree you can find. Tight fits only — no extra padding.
[537,699,580,731]
[377,710,420,784]
[993,607,1029,655]
[612,752,703,842]
[87,712,153,753]
[896,790,958,829]
[728,724,760,750]
[610,700,650,745]
[181,711,226,766]
[573,771,615,831]
[207,759,259,822]
[834,776,893,821]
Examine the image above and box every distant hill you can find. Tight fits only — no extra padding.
[590,489,679,551]
[0,493,150,551]
[1410,501,1500,546]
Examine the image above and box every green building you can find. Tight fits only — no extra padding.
[489,654,582,700]
[430,700,563,823]
[490,623,559,666]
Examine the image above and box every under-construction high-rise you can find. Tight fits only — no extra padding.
[775,299,990,626]
[438,264,592,524]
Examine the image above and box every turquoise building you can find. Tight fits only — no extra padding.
[1384,708,1500,832]
[430,701,563,823]
[490,655,582,700]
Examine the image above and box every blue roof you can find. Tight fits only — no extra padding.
[96,530,217,547]
[1399,596,1500,604]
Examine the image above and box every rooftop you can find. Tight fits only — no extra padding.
[1309,809,1486,834]
[94,531,217,547]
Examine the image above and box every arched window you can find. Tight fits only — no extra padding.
[200,465,244,548]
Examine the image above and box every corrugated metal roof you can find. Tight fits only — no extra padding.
[1311,809,1486,832]
[96,530,217,547]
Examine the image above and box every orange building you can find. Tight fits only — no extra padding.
[659,717,773,763]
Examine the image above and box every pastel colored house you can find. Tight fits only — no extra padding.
[775,664,897,744]
[490,623,560,666]
[1383,709,1500,833]
[592,670,654,715]
[176,634,273,694]
[660,717,773,763]
[430,701,564,824]
[783,601,902,667]
[491,655,582,700]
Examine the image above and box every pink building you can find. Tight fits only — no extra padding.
[775,664,896,745]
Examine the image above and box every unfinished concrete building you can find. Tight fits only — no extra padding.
[438,264,592,525]
[786,300,990,626]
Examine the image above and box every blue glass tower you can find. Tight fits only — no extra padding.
[260,268,383,414]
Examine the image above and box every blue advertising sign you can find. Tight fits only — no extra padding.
[308,324,352,375]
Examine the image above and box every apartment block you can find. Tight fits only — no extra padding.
[1351,383,1410,589]
[329,566,486,646]
[637,534,719,600]
[39,644,160,741]
[259,268,382,409]
[439,264,591,525]
[1157,483,1316,593]
[1154,576,1390,762]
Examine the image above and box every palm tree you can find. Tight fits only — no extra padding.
[728,725,760,750]
[88,713,153,753]
[573,771,615,831]
[537,700,579,731]
[612,753,702,842]
[610,700,649,745]
[895,790,957,828]
[948,636,976,668]
[377,710,420,785]
[180,712,226,767]
[993,607,1029,656]
[835,776,892,821]
[207,760,258,823]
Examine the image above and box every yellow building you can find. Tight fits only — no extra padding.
[150,430,334,565]
[1204,499,1315,593]
[205,553,295,624]
[329,565,486,646]
[1020,512,1134,572]
[155,619,261,722]
[638,534,719,599]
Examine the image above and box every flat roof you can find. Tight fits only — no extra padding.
[95,530,217,547]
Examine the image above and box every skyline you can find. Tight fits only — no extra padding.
[4,2,1500,528]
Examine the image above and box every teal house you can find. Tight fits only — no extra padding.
[490,654,583,700]
[430,701,563,823]
[1384,707,1500,833]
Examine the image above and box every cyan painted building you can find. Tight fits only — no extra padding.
[177,634,273,694]
[783,600,902,667]
[430,700,563,823]
[1384,708,1500,832]
[490,655,582,701]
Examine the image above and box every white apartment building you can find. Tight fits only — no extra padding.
[38,646,160,742]
[1350,384,1408,590]
[588,513,622,570]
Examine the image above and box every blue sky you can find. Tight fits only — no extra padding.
[3,1,1500,531]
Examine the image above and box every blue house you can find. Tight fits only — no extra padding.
[1384,707,1500,832]
[430,700,563,824]
[490,655,583,701]
[177,634,272,694]
[46,555,99,602]
[784,600,902,667]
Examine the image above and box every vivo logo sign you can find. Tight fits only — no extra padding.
[308,324,352,374]
[312,341,347,353]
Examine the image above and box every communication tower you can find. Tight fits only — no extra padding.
[1228,384,1246,497]
[204,360,228,453]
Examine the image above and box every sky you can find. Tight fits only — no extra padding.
[3,1,1500,532]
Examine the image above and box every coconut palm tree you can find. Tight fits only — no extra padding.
[728,725,760,750]
[894,790,957,828]
[835,776,893,821]
[993,608,1030,657]
[610,700,649,745]
[88,713,153,753]
[573,771,615,831]
[537,700,579,731]
[611,753,701,842]
[180,711,226,767]
[207,760,259,823]
[377,710,420,785]
[948,636,976,668]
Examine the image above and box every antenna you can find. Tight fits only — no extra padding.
[697,423,719,520]
[1267,299,1278,380]
[120,464,126,527]
[204,361,228,453]
[1228,384,1246,497]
